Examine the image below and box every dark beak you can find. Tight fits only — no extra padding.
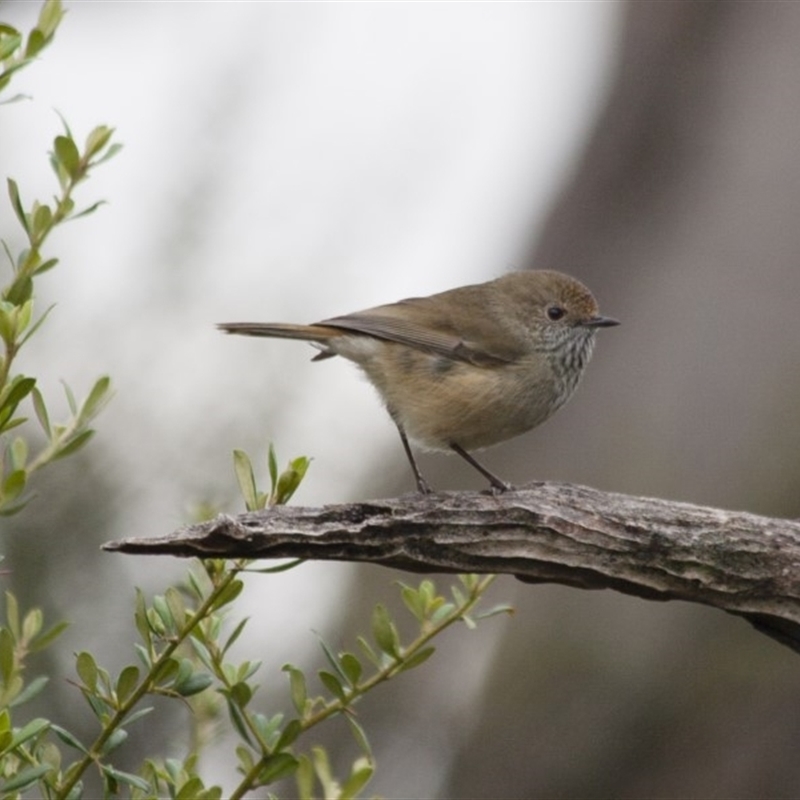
[582,315,620,328]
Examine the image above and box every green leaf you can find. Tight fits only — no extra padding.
[295,754,315,800]
[176,777,205,800]
[5,590,19,637]
[121,706,153,727]
[25,28,46,58]
[318,670,347,703]
[430,602,457,625]
[10,716,49,747]
[356,636,380,668]
[340,756,374,800]
[100,727,127,755]
[274,718,302,751]
[164,586,186,628]
[400,582,426,622]
[37,0,65,40]
[225,681,252,709]
[246,558,304,574]
[77,375,111,425]
[174,671,212,697]
[235,744,255,775]
[85,125,114,158]
[186,567,206,600]
[0,63,31,94]
[54,135,81,179]
[371,604,400,659]
[0,496,33,517]
[134,643,151,668]
[75,651,98,691]
[62,380,78,414]
[30,387,51,437]
[346,715,372,760]
[310,746,335,795]
[164,758,182,783]
[228,704,254,746]
[172,657,193,687]
[178,777,223,800]
[396,645,435,673]
[115,664,139,703]
[99,764,151,793]
[85,689,112,720]
[474,603,515,620]
[21,606,42,641]
[0,31,22,61]
[9,436,28,470]
[1,763,52,793]
[209,578,243,611]
[134,588,152,650]
[233,449,259,511]
[6,179,28,234]
[188,637,213,672]
[0,376,36,415]
[3,469,26,503]
[29,619,68,652]
[236,658,260,683]
[458,573,481,592]
[282,663,308,716]
[252,711,284,749]
[59,195,75,217]
[152,656,179,686]
[340,652,362,687]
[152,594,173,632]
[91,141,123,167]
[316,634,348,683]
[267,443,278,493]
[0,416,26,436]
[221,617,248,657]
[9,674,48,707]
[257,752,299,786]
[451,585,466,610]
[274,456,311,504]
[52,429,95,460]
[51,723,89,753]
[32,203,52,239]
[32,257,58,276]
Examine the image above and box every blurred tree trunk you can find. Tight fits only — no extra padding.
[447,3,800,798]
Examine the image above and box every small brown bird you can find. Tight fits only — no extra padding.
[219,270,618,493]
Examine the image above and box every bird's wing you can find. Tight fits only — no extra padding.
[318,295,518,367]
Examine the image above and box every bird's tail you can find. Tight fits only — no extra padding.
[217,321,346,361]
[217,321,343,342]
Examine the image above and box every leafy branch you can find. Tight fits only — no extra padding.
[0,1,119,515]
[0,0,63,104]
[0,443,511,799]
[0,5,514,798]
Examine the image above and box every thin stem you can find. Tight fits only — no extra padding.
[227,574,496,799]
[54,562,245,800]
[0,167,75,390]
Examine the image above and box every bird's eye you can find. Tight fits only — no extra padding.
[547,305,566,321]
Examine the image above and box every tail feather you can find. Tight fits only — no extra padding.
[217,322,343,342]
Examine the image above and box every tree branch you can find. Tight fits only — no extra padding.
[104,482,800,654]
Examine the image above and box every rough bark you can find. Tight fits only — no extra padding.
[104,482,800,653]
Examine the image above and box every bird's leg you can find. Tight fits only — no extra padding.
[396,425,433,494]
[449,442,511,493]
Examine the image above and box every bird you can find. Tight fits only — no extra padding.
[219,270,618,493]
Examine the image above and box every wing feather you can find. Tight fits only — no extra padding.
[319,296,517,366]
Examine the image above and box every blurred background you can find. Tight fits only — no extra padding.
[2,1,800,797]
